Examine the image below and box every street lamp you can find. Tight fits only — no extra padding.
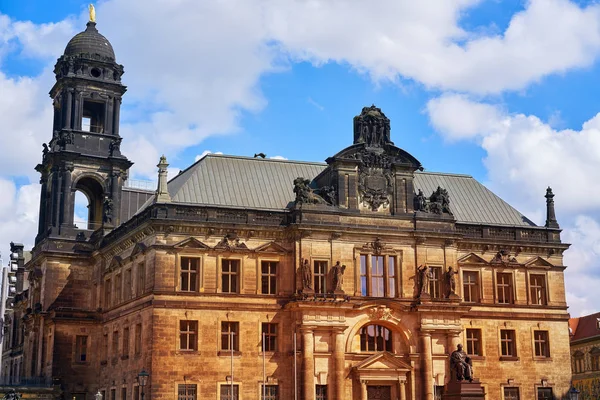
[568,386,580,400]
[138,369,149,400]
[94,391,102,400]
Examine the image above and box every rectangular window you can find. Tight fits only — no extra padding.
[261,261,278,295]
[592,352,600,371]
[316,385,328,400]
[181,257,200,292]
[533,331,550,358]
[500,330,517,358]
[122,327,130,357]
[371,256,385,297]
[222,260,239,293]
[104,279,112,308]
[180,320,198,351]
[112,331,119,357]
[537,388,553,400]
[114,273,122,304]
[388,256,396,297]
[135,323,142,356]
[178,384,197,400]
[121,388,126,400]
[360,255,367,296]
[530,275,547,305]
[497,273,514,304]
[463,271,480,303]
[220,384,239,400]
[221,322,239,351]
[262,323,277,352]
[124,269,132,300]
[110,389,116,400]
[314,261,328,294]
[261,385,279,400]
[134,386,140,400]
[75,335,88,362]
[137,263,146,296]
[504,387,520,400]
[574,355,585,373]
[466,329,481,356]
[430,266,443,299]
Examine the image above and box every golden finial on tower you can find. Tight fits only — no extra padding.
[89,4,96,23]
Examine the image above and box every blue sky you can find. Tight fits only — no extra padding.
[2,0,600,316]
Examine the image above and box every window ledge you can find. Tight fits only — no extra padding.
[177,350,199,355]
[533,356,552,362]
[499,356,519,362]
[218,350,242,357]
[467,355,485,361]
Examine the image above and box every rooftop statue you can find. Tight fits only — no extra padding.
[89,4,96,22]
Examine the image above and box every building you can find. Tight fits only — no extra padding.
[570,312,600,399]
[2,14,575,400]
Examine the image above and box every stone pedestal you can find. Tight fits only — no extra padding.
[442,380,485,399]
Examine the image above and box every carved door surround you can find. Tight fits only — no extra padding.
[353,352,411,400]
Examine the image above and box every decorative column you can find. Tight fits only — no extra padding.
[301,327,315,400]
[61,162,74,226]
[333,327,346,400]
[398,379,406,400]
[448,330,461,354]
[545,187,560,228]
[420,331,434,400]
[360,380,368,400]
[36,167,48,239]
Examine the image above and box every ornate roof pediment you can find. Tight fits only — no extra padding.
[353,351,412,373]
[173,237,211,250]
[490,250,521,266]
[253,242,289,254]
[457,253,489,265]
[524,256,554,268]
[214,233,248,252]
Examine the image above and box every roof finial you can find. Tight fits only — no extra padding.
[544,187,559,229]
[89,4,96,23]
[155,155,172,203]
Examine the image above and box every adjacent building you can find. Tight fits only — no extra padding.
[570,312,600,399]
[2,14,575,400]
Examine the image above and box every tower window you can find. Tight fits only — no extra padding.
[90,68,102,78]
[82,100,105,133]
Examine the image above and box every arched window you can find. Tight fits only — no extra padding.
[73,177,104,230]
[359,325,392,352]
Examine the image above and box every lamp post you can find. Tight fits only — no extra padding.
[94,391,102,400]
[568,386,580,400]
[138,369,149,400]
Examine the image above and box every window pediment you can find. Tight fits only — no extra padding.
[129,242,148,259]
[524,256,554,269]
[173,237,211,250]
[457,253,489,265]
[254,242,288,254]
[353,352,412,376]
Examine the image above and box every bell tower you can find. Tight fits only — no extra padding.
[35,15,132,243]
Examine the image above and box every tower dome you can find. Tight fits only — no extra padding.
[64,21,115,61]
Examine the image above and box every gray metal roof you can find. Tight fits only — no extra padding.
[140,154,535,227]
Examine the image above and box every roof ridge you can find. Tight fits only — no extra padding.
[416,170,473,178]
[203,153,327,166]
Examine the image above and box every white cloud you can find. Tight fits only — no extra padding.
[427,94,600,316]
[195,151,223,162]
[0,179,40,265]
